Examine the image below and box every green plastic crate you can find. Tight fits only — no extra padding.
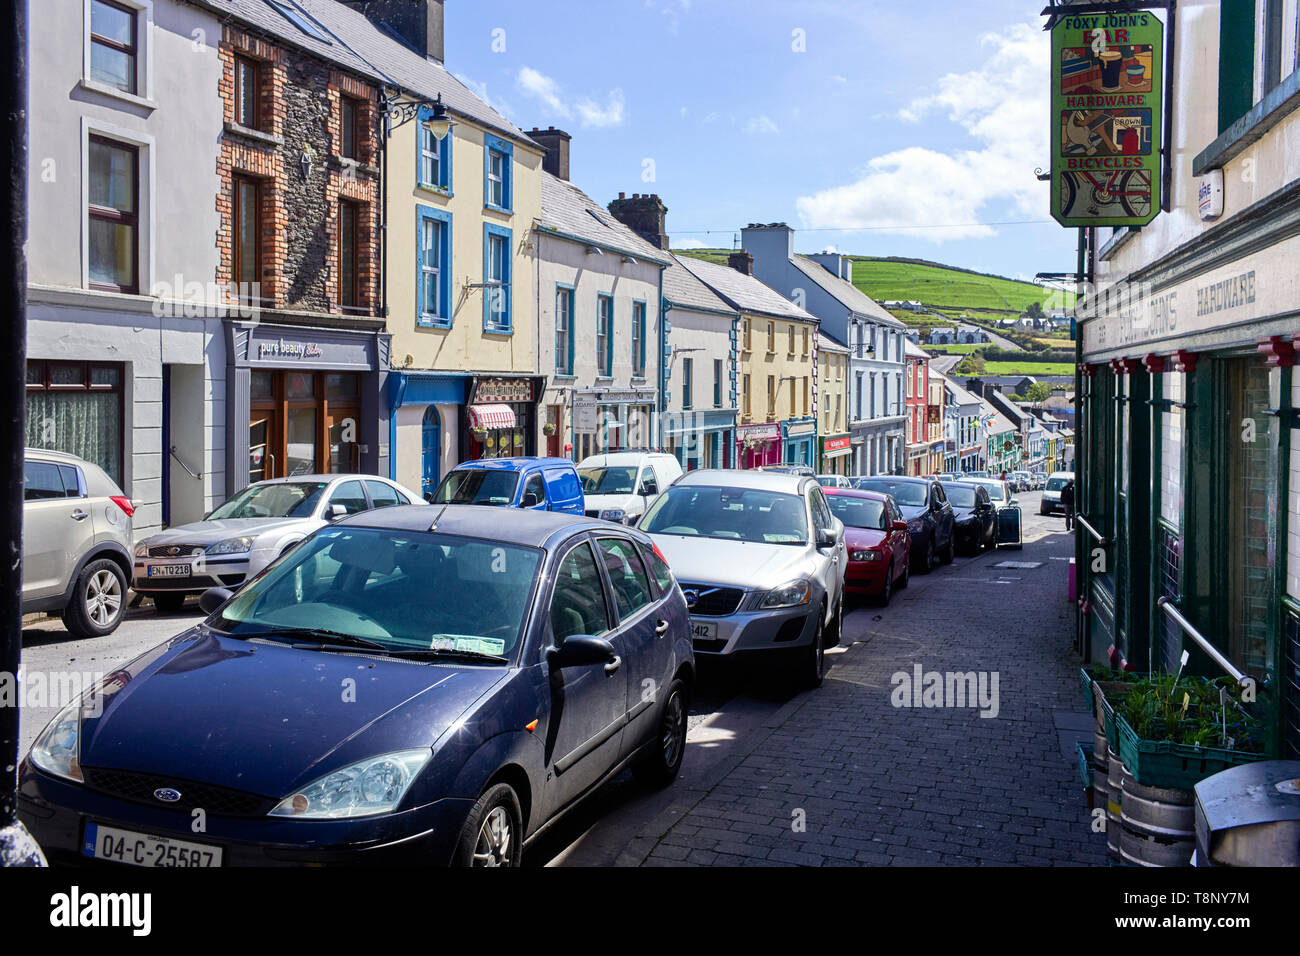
[1075,740,1093,790]
[1079,666,1094,713]
[1114,712,1268,789]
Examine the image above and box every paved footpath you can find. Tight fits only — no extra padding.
[630,524,1107,867]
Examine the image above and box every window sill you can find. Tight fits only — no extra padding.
[552,373,577,381]
[594,376,614,384]
[79,78,156,112]
[484,203,514,217]
[416,184,454,198]
[1193,67,1300,176]
[417,318,452,331]
[483,325,514,337]
[223,121,283,148]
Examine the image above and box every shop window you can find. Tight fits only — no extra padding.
[25,361,124,486]
[87,136,138,294]
[89,0,139,95]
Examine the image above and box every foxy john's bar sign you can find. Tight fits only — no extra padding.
[1051,9,1163,227]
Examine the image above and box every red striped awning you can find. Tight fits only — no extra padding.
[468,404,517,430]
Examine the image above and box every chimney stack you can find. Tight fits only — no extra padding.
[346,0,444,63]
[607,193,669,250]
[527,126,571,181]
[728,250,754,276]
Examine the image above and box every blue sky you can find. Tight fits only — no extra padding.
[446,0,1077,282]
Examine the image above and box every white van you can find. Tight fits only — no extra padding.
[576,452,684,525]
[1041,471,1075,515]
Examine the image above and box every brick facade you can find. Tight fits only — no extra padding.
[215,25,380,316]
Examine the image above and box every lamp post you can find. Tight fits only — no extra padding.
[0,0,43,867]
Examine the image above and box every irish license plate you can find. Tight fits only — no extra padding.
[147,564,191,578]
[83,823,223,867]
[690,619,717,640]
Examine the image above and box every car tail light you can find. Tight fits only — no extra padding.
[110,495,135,517]
[652,542,669,566]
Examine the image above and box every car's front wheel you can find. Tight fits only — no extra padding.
[879,562,893,607]
[942,531,955,564]
[454,783,524,867]
[794,611,825,691]
[62,558,126,638]
[633,677,688,788]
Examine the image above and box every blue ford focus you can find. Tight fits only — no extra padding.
[18,506,694,867]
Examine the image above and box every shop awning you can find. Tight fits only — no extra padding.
[468,404,517,430]
[823,446,853,459]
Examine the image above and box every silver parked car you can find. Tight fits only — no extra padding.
[132,474,417,612]
[22,448,134,638]
[640,469,846,689]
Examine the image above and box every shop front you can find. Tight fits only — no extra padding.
[819,434,852,475]
[226,321,388,493]
[782,418,817,468]
[736,422,782,470]
[462,376,546,462]
[388,372,470,501]
[571,386,656,462]
[664,409,737,471]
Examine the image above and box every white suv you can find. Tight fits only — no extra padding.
[22,449,134,637]
[577,452,684,525]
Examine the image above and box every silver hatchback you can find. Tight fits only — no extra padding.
[640,470,846,689]
[22,448,135,638]
[132,474,417,612]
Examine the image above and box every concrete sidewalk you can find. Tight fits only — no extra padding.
[631,529,1105,866]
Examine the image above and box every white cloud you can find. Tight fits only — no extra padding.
[645,0,692,33]
[576,89,626,128]
[745,115,780,135]
[796,22,1048,243]
[516,67,625,128]
[674,238,707,249]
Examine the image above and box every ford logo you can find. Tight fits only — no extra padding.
[153,788,182,803]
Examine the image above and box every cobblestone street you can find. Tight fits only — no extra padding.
[633,523,1106,867]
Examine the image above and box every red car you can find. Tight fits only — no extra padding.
[824,488,911,606]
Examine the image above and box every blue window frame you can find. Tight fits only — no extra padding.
[483,223,512,333]
[631,300,647,377]
[555,283,575,376]
[417,205,452,329]
[417,106,453,192]
[682,357,693,410]
[483,134,513,213]
[596,294,613,377]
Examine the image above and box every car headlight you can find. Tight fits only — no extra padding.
[206,536,255,556]
[28,698,85,783]
[850,550,883,562]
[759,580,812,609]
[599,509,626,523]
[134,541,149,557]
[269,749,431,819]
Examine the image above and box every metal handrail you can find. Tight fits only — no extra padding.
[169,445,202,480]
[1156,596,1251,688]
[1075,513,1108,546]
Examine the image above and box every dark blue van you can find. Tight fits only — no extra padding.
[429,458,585,515]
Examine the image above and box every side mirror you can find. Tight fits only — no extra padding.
[521,492,541,508]
[816,528,837,549]
[626,513,641,527]
[328,503,347,520]
[892,519,909,532]
[547,635,617,669]
[640,481,658,497]
[199,587,234,616]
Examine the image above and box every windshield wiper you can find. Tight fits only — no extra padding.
[237,628,389,651]
[382,647,510,665]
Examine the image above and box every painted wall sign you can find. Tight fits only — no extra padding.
[1051,11,1164,227]
[473,377,535,404]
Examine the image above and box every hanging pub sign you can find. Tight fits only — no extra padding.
[1051,9,1163,227]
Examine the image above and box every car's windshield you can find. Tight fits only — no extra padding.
[856,478,927,507]
[432,469,519,506]
[641,486,808,545]
[1047,477,1069,491]
[942,484,977,508]
[207,482,329,520]
[826,495,887,531]
[579,467,638,495]
[212,527,542,659]
[977,481,1008,502]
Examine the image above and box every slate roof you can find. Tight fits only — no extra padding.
[936,372,981,409]
[904,339,931,360]
[817,333,848,354]
[790,256,903,327]
[538,172,672,265]
[678,256,816,323]
[189,0,536,148]
[663,258,737,316]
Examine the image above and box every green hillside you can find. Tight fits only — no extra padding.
[670,250,1073,316]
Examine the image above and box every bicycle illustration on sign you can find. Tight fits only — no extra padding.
[1059,168,1152,219]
